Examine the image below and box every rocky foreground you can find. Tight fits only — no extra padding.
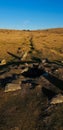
[0,59,63,130]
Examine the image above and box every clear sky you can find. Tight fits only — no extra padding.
[0,0,63,30]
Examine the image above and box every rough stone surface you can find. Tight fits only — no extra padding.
[50,94,63,104]
[5,83,21,92]
[0,59,6,65]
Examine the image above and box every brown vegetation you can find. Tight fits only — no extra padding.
[0,28,63,130]
[0,28,63,62]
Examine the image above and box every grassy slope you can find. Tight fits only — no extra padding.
[0,28,63,130]
[0,28,63,62]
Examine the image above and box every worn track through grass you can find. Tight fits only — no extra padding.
[0,28,63,62]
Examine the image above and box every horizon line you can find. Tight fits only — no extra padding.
[0,27,63,31]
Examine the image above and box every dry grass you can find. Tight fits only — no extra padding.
[0,28,63,62]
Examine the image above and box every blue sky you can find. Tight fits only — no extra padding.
[0,0,63,30]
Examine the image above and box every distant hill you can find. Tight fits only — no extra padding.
[0,28,63,62]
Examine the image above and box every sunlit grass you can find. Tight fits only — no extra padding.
[0,28,63,62]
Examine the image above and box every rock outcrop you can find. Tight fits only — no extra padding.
[5,83,21,92]
[50,94,63,104]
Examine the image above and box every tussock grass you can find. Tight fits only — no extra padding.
[0,28,63,62]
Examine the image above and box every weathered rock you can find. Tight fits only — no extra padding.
[0,59,6,65]
[21,65,45,78]
[61,61,63,63]
[21,67,28,74]
[42,58,49,64]
[5,83,21,92]
[50,94,63,104]
[21,52,28,61]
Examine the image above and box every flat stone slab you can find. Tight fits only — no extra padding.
[50,94,63,104]
[5,83,21,92]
